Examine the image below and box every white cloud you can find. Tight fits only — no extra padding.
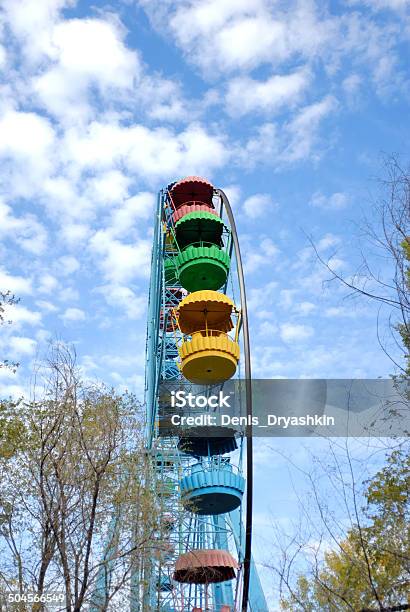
[280,323,314,343]
[0,111,56,196]
[49,18,138,87]
[2,0,74,57]
[325,306,357,318]
[247,281,278,313]
[0,111,54,157]
[60,307,86,322]
[342,73,362,97]
[0,268,32,295]
[317,233,341,251]
[295,301,317,315]
[35,329,53,344]
[282,95,337,162]
[58,256,80,276]
[38,274,59,294]
[35,300,58,313]
[89,231,151,283]
[0,201,47,254]
[137,75,188,122]
[348,0,410,10]
[2,305,42,329]
[243,239,279,274]
[98,285,147,320]
[240,123,278,167]
[212,15,285,71]
[0,0,403,395]
[58,287,79,302]
[371,54,400,95]
[0,367,19,381]
[239,96,336,167]
[141,0,407,112]
[0,45,6,68]
[251,345,287,378]
[156,0,336,75]
[79,354,99,377]
[33,68,90,123]
[61,223,90,246]
[62,121,229,181]
[226,69,310,117]
[4,1,188,126]
[279,289,298,309]
[258,321,278,336]
[85,170,131,206]
[32,17,140,122]
[310,191,349,210]
[109,192,156,237]
[221,185,241,209]
[243,194,275,219]
[8,336,37,356]
[0,384,27,399]
[40,177,87,222]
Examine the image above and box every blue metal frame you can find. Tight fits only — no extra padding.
[140,183,268,612]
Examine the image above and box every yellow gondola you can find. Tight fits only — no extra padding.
[174,290,240,384]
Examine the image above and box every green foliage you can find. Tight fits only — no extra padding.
[0,399,26,459]
[365,448,410,517]
[280,448,410,611]
[398,239,410,375]
[0,290,20,372]
[401,239,410,264]
[0,349,157,609]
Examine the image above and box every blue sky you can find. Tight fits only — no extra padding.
[1,0,409,398]
[0,1,409,605]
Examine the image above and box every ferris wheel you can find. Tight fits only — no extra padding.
[141,177,268,612]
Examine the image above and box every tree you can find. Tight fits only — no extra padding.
[0,290,24,463]
[313,156,410,375]
[0,343,157,612]
[278,446,410,611]
[0,399,25,460]
[271,158,410,611]
[397,237,410,375]
[0,290,19,372]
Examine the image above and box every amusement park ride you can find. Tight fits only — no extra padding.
[141,177,268,612]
